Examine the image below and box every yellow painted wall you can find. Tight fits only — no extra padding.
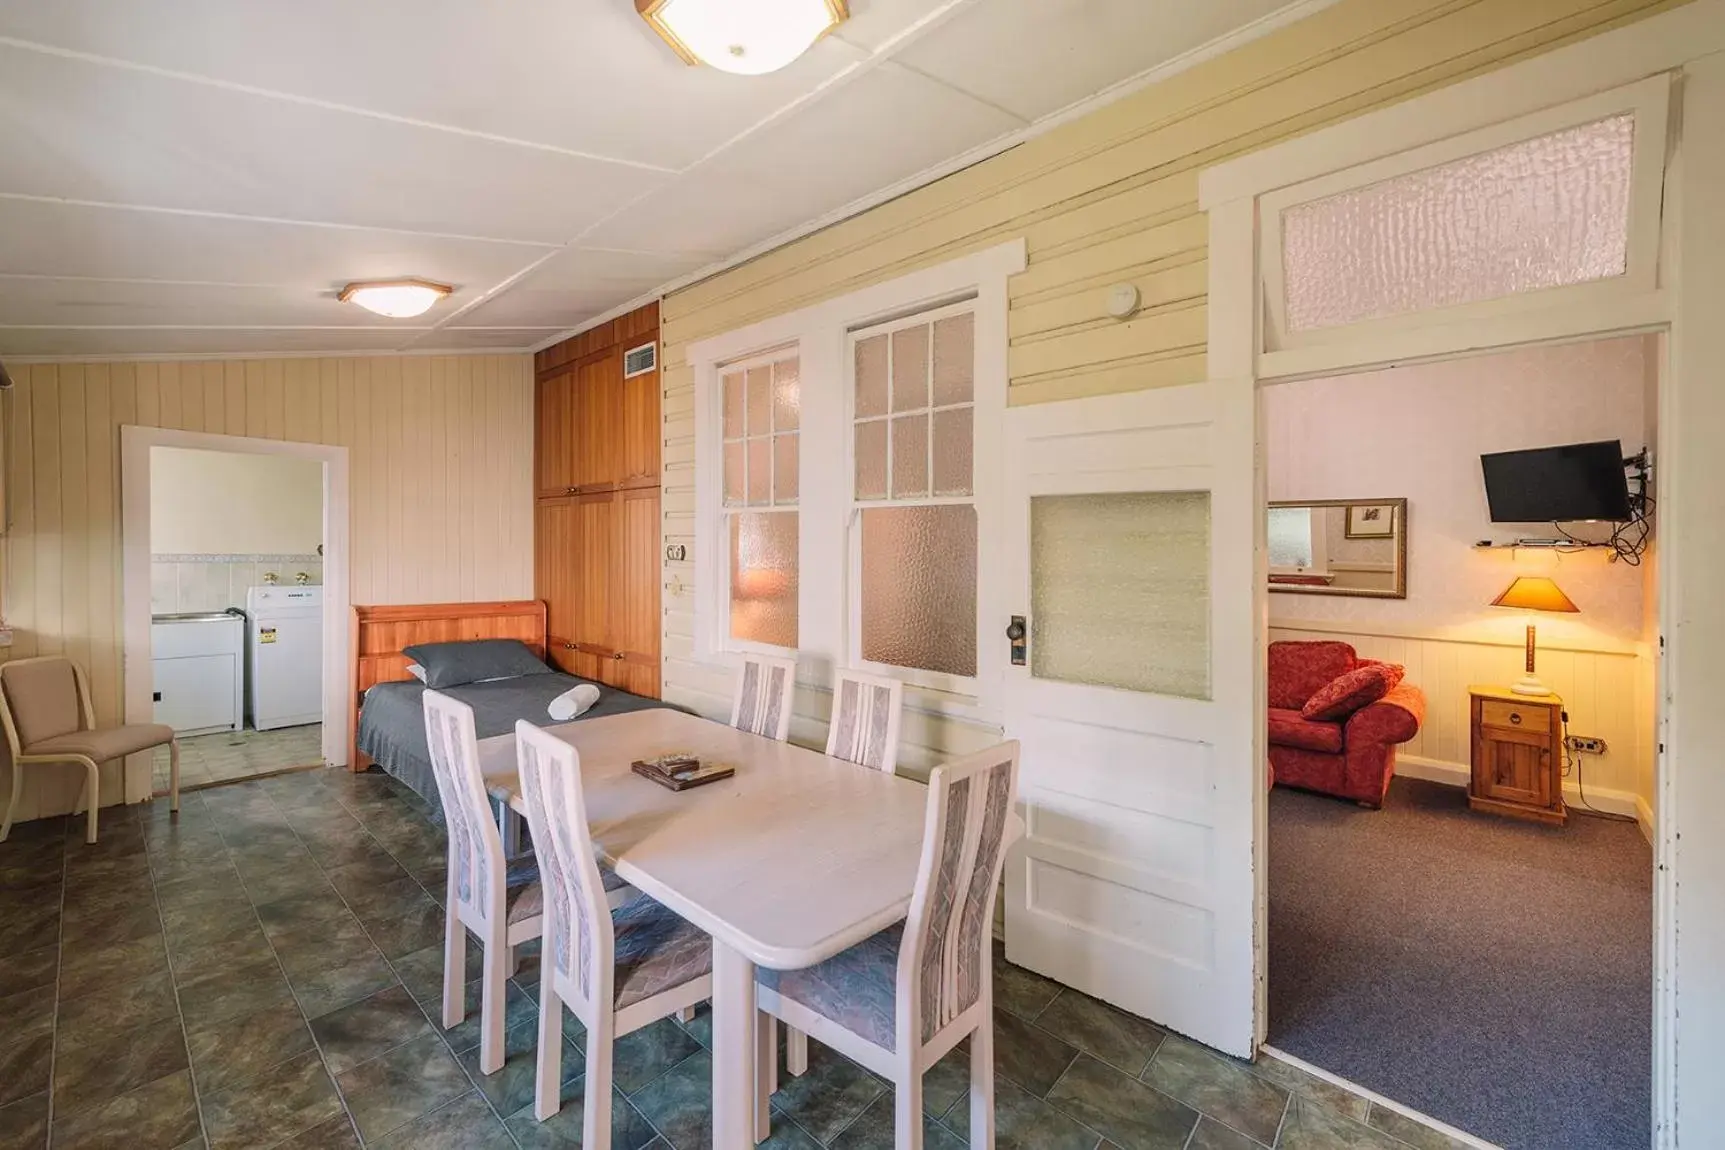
[2,354,534,821]
[657,0,1687,760]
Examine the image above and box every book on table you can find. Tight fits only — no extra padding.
[630,752,734,791]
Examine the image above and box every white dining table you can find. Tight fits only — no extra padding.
[475,707,933,1149]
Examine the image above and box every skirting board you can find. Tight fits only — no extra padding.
[1396,754,1654,844]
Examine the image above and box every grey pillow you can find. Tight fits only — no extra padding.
[401,639,554,689]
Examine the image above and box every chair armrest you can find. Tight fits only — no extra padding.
[1344,683,1425,748]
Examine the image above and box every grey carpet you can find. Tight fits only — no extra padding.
[1268,776,1651,1150]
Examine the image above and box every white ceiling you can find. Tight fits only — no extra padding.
[0,0,1304,360]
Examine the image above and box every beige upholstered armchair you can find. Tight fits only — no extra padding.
[0,656,179,844]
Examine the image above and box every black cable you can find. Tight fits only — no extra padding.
[1560,709,1637,823]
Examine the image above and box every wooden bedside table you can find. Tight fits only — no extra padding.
[1468,685,1566,826]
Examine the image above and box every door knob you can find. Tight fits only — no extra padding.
[612,652,624,660]
[1005,619,1026,642]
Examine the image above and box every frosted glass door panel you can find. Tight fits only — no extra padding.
[1281,115,1634,331]
[1030,491,1211,700]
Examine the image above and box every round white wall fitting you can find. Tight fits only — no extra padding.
[1105,283,1141,319]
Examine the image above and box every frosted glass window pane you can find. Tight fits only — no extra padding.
[1282,115,1635,331]
[722,372,745,439]
[773,358,801,432]
[747,438,771,505]
[891,326,929,413]
[1266,507,1313,568]
[932,314,974,406]
[932,407,973,496]
[855,421,887,500]
[856,335,888,419]
[891,414,929,498]
[861,506,976,677]
[723,442,744,507]
[730,512,798,648]
[746,367,773,436]
[773,434,798,503]
[1031,491,1210,700]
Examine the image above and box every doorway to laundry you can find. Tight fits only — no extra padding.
[119,427,352,799]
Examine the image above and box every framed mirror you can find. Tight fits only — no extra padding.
[1267,498,1407,599]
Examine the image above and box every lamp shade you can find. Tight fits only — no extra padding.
[1491,576,1579,613]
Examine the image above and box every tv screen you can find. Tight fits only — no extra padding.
[1481,440,1633,523]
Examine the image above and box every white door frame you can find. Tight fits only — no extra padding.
[119,425,352,797]
[1200,4,1725,1145]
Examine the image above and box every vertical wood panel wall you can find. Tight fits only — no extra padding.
[2,354,534,822]
[655,0,1687,759]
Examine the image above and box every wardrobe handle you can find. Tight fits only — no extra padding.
[612,652,624,660]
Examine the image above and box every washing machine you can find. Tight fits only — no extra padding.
[246,585,323,730]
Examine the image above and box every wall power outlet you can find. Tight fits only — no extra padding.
[1565,734,1608,754]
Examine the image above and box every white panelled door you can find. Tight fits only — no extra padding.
[1001,381,1260,1057]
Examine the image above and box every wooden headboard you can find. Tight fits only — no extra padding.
[348,600,547,770]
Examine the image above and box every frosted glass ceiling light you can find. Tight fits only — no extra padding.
[338,278,453,319]
[638,0,848,75]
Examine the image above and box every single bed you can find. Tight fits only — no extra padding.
[348,600,675,805]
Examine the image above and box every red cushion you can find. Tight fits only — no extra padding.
[1267,708,1345,754]
[1301,663,1406,722]
[1267,641,1357,710]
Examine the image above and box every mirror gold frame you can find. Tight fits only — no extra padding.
[1268,498,1407,599]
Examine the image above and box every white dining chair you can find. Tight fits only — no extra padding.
[824,669,904,775]
[771,667,907,1080]
[514,722,714,1147]
[423,689,546,1075]
[755,740,1021,1149]
[731,653,797,742]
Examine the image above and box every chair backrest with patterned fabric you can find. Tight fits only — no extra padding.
[730,654,797,742]
[514,721,613,1024]
[824,670,904,775]
[897,740,1021,1047]
[422,690,507,924]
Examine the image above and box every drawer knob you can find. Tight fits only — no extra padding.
[1509,713,1521,725]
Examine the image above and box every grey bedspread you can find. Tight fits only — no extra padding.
[357,673,675,806]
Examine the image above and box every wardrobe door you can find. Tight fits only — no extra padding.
[535,368,577,499]
[563,490,616,682]
[609,487,662,696]
[535,497,582,675]
[620,356,660,490]
[573,348,622,490]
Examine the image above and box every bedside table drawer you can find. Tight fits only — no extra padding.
[1480,699,1552,733]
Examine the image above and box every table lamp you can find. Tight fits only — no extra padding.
[1490,575,1579,696]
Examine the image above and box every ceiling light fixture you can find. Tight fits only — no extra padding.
[637,0,849,75]
[338,278,453,319]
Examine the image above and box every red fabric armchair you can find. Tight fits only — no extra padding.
[1267,640,1426,807]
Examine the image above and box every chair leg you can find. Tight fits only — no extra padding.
[583,1011,615,1150]
[534,961,563,1121]
[168,740,181,813]
[0,757,22,843]
[895,1060,924,1150]
[479,931,508,1074]
[80,760,99,844]
[969,1013,995,1148]
[754,1010,776,1142]
[787,1025,809,1076]
[441,881,466,1029]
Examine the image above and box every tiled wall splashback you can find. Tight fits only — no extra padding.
[151,554,323,614]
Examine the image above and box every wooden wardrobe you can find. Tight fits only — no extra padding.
[533,302,661,697]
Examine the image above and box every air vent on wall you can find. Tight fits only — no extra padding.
[623,342,658,379]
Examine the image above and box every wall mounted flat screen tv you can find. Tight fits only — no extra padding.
[1481,439,1633,522]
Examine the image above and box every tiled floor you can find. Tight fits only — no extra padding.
[0,767,1474,1150]
[151,724,324,794]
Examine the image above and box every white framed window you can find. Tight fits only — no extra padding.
[1254,74,1671,378]
[847,302,979,694]
[689,240,1024,717]
[719,348,800,653]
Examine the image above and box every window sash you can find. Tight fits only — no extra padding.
[718,347,801,655]
[845,299,981,693]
